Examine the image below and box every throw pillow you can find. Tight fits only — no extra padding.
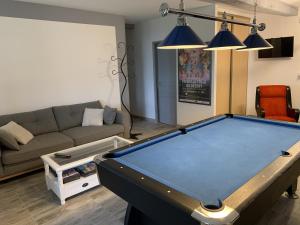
[103,106,117,125]
[82,108,104,126]
[0,129,20,150]
[0,121,34,145]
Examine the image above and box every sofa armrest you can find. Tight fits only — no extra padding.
[115,110,131,139]
[256,106,265,118]
[287,108,300,122]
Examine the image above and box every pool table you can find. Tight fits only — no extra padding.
[96,114,300,225]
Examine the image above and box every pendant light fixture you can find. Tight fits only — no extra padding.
[157,1,207,49]
[204,12,245,51]
[158,1,270,51]
[237,2,273,51]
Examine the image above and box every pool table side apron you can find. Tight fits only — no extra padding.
[97,158,202,225]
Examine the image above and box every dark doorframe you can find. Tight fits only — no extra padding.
[153,41,160,123]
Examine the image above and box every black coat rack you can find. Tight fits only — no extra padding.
[111,42,142,140]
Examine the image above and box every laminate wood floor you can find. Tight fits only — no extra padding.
[0,118,299,225]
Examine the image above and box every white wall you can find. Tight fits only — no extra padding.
[0,17,120,115]
[215,3,300,116]
[0,0,128,115]
[247,13,300,115]
[132,5,216,125]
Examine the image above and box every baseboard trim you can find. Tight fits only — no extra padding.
[132,115,157,123]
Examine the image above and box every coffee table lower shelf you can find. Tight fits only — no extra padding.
[41,136,132,205]
[46,172,99,204]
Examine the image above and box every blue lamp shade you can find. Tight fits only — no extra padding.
[237,32,273,51]
[204,30,245,51]
[157,25,207,49]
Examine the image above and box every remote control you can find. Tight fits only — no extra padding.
[54,153,71,158]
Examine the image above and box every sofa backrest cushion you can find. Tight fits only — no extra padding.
[53,101,102,131]
[0,108,58,136]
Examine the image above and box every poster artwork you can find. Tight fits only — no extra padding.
[178,48,212,105]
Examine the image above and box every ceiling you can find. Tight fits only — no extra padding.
[15,0,209,23]
[14,0,300,22]
[281,0,300,6]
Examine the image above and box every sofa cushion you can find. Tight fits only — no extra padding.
[2,158,42,178]
[0,108,58,136]
[0,121,34,145]
[53,101,102,131]
[82,108,104,126]
[103,106,117,125]
[2,132,73,165]
[0,129,20,150]
[62,125,124,146]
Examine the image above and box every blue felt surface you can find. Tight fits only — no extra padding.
[115,117,300,206]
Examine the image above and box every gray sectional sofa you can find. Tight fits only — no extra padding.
[0,101,130,180]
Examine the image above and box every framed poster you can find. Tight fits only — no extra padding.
[178,48,212,105]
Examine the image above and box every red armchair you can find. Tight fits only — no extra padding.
[256,85,299,122]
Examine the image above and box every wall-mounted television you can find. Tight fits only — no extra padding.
[258,36,294,58]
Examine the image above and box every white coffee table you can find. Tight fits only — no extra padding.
[41,136,132,205]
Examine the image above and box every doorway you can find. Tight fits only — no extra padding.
[153,42,177,125]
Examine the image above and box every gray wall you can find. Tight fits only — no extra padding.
[0,0,129,109]
[130,5,216,124]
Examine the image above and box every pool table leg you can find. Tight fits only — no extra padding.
[124,204,160,225]
[286,179,299,199]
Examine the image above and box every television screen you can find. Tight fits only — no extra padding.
[258,36,294,58]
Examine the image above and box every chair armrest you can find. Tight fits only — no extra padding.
[115,110,131,139]
[287,108,300,122]
[256,106,265,118]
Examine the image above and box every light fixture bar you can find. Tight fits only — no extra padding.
[157,0,207,49]
[160,3,266,31]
